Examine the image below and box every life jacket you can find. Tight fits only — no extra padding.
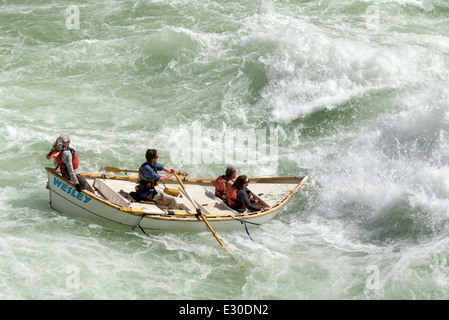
[136,162,160,193]
[225,187,246,210]
[214,175,230,198]
[46,147,79,172]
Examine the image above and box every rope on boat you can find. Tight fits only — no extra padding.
[134,213,153,238]
[228,215,260,241]
[138,223,153,238]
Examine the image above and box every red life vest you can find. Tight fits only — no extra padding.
[214,175,229,198]
[225,187,245,210]
[46,148,79,171]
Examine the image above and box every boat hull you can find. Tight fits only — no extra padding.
[46,168,308,233]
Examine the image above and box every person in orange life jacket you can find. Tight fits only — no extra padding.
[137,149,188,210]
[214,166,237,201]
[226,175,269,213]
[46,134,94,193]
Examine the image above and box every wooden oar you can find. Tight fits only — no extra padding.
[172,172,237,262]
[103,166,203,181]
[103,166,139,173]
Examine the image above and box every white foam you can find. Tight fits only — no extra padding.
[222,2,448,123]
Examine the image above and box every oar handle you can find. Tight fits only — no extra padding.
[173,172,197,210]
[173,171,187,190]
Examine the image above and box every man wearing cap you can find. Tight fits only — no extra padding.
[46,134,94,193]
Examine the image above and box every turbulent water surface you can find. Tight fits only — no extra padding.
[1,0,449,299]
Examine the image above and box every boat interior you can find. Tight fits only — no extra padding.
[82,174,304,216]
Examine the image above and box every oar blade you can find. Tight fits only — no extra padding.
[103,166,139,173]
[173,172,238,262]
[103,166,123,172]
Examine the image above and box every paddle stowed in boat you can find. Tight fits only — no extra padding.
[172,171,238,262]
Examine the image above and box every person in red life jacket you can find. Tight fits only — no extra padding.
[226,175,269,213]
[136,149,188,209]
[214,166,237,201]
[46,134,94,193]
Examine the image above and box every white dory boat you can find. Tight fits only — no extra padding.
[45,167,308,233]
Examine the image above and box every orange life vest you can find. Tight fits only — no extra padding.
[46,147,79,171]
[214,175,230,198]
[225,187,245,210]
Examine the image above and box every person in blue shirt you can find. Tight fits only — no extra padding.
[137,149,188,209]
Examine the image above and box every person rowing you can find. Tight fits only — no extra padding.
[136,148,188,210]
